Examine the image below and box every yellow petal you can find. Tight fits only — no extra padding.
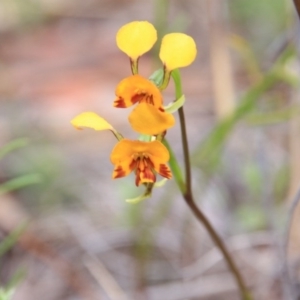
[129,102,175,135]
[114,75,163,108]
[71,112,113,131]
[116,21,157,60]
[159,33,197,70]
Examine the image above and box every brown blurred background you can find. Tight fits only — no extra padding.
[0,0,300,299]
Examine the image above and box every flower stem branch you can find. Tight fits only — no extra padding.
[171,69,252,300]
[293,0,300,19]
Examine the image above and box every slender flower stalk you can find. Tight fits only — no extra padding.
[293,0,300,19]
[171,69,252,300]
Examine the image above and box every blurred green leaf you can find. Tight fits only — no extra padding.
[246,105,300,125]
[192,46,296,170]
[0,224,26,257]
[229,0,288,53]
[273,165,289,204]
[230,34,262,81]
[236,204,266,231]
[0,173,42,196]
[0,266,25,300]
[0,288,15,300]
[0,138,29,160]
[0,267,25,300]
[243,163,263,196]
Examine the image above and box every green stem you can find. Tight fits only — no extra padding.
[178,107,191,194]
[171,69,252,300]
[131,58,139,75]
[163,139,185,193]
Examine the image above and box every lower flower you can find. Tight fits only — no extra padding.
[110,139,172,186]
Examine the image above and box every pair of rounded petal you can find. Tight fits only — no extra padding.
[113,74,175,135]
[116,21,197,71]
[110,139,172,186]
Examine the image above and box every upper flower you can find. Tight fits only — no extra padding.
[159,33,197,71]
[114,74,163,109]
[116,21,157,61]
[113,74,175,135]
[110,139,172,186]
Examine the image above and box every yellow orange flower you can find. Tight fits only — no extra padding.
[114,74,163,109]
[129,102,175,135]
[116,21,157,61]
[110,139,172,186]
[159,33,197,71]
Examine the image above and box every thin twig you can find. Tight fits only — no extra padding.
[177,105,251,299]
[183,231,273,278]
[293,0,300,19]
[85,256,129,300]
[171,66,251,299]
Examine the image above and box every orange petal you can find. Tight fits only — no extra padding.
[114,75,163,108]
[116,21,157,60]
[110,139,171,181]
[159,33,197,71]
[110,139,169,163]
[145,142,171,179]
[112,157,134,179]
[129,102,175,135]
[110,140,136,178]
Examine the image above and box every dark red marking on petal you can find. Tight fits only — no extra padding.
[145,94,154,105]
[135,169,141,186]
[159,164,172,179]
[131,93,145,104]
[134,157,156,186]
[129,159,137,170]
[143,168,156,182]
[113,166,126,178]
[114,97,126,108]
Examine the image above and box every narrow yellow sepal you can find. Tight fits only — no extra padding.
[116,21,157,60]
[159,33,197,71]
[71,112,113,131]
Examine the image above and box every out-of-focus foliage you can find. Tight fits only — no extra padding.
[229,0,290,54]
[0,0,299,299]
